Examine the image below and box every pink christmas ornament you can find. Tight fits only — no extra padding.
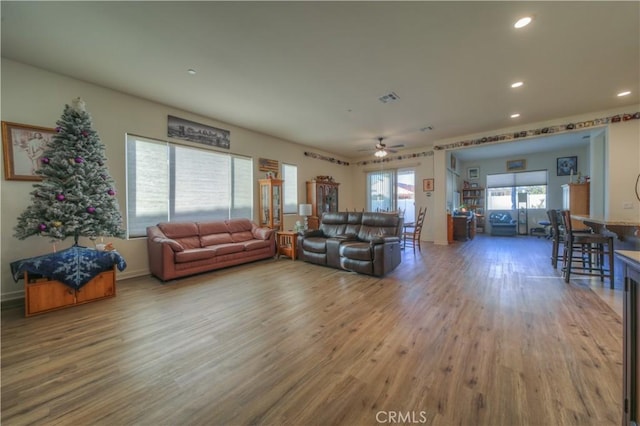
[56,193,66,201]
[86,206,96,214]
[38,223,47,231]
[74,156,84,163]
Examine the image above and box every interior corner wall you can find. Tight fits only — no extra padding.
[0,59,351,301]
[606,117,640,222]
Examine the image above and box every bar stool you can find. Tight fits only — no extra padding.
[546,209,563,268]
[560,210,615,288]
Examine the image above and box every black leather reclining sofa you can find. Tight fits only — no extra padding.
[297,211,403,276]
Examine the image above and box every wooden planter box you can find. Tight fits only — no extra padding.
[24,267,116,316]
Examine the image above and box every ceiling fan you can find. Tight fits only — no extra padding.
[358,137,405,158]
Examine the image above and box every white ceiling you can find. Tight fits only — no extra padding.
[1,1,638,160]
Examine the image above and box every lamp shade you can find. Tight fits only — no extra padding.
[298,204,312,216]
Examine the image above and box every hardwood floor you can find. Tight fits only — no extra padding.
[1,235,623,425]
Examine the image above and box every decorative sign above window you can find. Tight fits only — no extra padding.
[167,115,230,149]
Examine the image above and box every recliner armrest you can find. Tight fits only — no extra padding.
[301,229,324,238]
[369,236,400,245]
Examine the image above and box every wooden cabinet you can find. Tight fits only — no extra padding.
[25,268,116,316]
[616,250,640,426]
[562,182,590,229]
[306,179,339,229]
[453,214,476,241]
[258,178,283,230]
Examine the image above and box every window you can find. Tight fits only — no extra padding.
[126,134,252,238]
[281,163,298,214]
[486,170,547,210]
[367,170,396,212]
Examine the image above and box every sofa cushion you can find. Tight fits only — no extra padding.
[319,212,348,237]
[212,243,245,256]
[201,233,233,247]
[302,237,329,253]
[339,242,373,261]
[345,212,362,235]
[226,218,253,233]
[244,239,271,251]
[174,236,201,250]
[175,248,218,263]
[357,212,401,242]
[158,222,199,239]
[231,231,254,242]
[198,221,230,235]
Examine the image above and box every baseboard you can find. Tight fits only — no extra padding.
[1,297,24,311]
[117,268,150,281]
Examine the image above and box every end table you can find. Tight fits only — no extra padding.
[276,230,298,260]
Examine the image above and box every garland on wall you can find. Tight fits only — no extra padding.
[355,150,433,167]
[304,151,350,166]
[306,111,639,167]
[433,111,640,151]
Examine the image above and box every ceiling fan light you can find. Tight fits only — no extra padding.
[374,150,388,158]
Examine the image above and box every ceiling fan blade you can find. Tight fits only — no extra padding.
[388,144,405,149]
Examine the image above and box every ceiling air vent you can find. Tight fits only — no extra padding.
[378,91,400,104]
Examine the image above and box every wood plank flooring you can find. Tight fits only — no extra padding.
[1,235,623,425]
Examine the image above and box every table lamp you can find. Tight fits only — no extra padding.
[298,204,312,230]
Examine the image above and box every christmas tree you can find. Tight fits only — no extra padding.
[14,97,126,245]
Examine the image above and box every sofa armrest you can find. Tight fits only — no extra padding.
[252,226,274,240]
[369,236,400,245]
[301,229,324,238]
[151,236,184,252]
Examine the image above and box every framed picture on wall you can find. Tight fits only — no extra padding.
[557,156,577,176]
[506,159,526,171]
[2,121,56,181]
[467,167,479,180]
[423,178,434,192]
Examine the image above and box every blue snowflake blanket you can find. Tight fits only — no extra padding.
[11,245,127,290]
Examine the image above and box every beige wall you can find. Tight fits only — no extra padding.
[348,108,640,246]
[0,60,352,300]
[2,59,639,300]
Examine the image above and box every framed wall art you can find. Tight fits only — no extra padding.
[557,156,577,176]
[467,167,479,180]
[506,159,526,172]
[167,115,230,149]
[2,121,56,181]
[423,178,434,192]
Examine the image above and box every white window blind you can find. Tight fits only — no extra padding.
[126,134,252,238]
[282,163,298,214]
[487,170,547,187]
[367,170,396,211]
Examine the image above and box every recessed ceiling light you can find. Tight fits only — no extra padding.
[511,81,524,88]
[514,16,532,29]
[510,113,521,118]
[617,91,631,97]
[187,69,197,75]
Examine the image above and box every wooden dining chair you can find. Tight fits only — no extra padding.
[403,207,426,252]
[546,209,563,268]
